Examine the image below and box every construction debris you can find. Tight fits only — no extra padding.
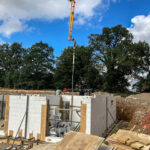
[107,129,150,150]
[54,131,105,150]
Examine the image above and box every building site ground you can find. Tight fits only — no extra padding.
[0,89,149,150]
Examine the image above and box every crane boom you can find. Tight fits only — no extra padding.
[68,0,76,46]
[68,0,76,93]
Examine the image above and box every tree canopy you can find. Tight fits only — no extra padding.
[0,25,150,92]
[54,46,102,90]
[0,42,55,89]
[89,25,150,92]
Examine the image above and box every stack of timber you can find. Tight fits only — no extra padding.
[54,131,115,150]
[107,129,150,150]
[31,131,115,150]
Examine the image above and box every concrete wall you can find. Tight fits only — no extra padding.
[91,95,107,136]
[90,95,116,137]
[5,94,116,138]
[27,96,47,139]
[8,95,27,137]
[46,95,60,106]
[61,95,92,126]
[8,95,47,139]
[107,95,116,128]
[47,95,116,136]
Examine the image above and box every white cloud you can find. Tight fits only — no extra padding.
[0,0,103,37]
[0,19,26,37]
[129,15,150,44]
[0,0,118,37]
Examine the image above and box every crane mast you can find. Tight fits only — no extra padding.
[68,0,76,93]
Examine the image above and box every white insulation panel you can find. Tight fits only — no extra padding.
[8,95,47,139]
[26,96,47,139]
[8,95,27,137]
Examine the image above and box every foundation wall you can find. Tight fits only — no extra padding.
[2,94,116,139]
[7,95,47,139]
[107,95,116,127]
[91,95,107,136]
[8,95,27,137]
[91,95,116,137]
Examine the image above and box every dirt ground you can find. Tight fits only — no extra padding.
[116,93,150,134]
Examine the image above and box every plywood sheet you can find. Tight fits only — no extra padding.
[54,131,104,150]
[80,104,87,133]
[31,143,57,150]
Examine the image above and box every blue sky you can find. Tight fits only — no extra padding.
[0,0,150,57]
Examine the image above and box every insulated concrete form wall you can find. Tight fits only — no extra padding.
[26,96,47,139]
[61,95,92,134]
[7,95,47,140]
[90,95,116,137]
[3,94,116,139]
[91,95,107,137]
[106,95,116,127]
[46,95,60,106]
[59,95,116,136]
[8,95,27,137]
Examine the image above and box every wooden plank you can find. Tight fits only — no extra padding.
[40,104,47,141]
[9,130,13,137]
[30,143,57,150]
[54,131,104,150]
[29,133,34,140]
[130,142,144,150]
[141,146,150,150]
[80,104,87,133]
[18,130,22,138]
[50,108,80,111]
[37,133,41,141]
[108,140,133,150]
[4,96,9,136]
[126,139,138,146]
[108,130,150,150]
[117,137,129,144]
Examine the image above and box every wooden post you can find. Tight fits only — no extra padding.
[40,102,47,141]
[4,96,9,136]
[80,104,87,133]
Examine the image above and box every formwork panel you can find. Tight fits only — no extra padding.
[8,95,27,137]
[91,95,107,137]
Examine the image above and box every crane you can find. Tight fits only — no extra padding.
[68,0,76,93]
[68,0,76,46]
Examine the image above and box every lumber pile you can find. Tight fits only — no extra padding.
[54,131,104,150]
[107,130,150,150]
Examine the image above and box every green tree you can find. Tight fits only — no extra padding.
[136,73,150,92]
[0,43,26,88]
[21,42,55,89]
[55,46,102,90]
[89,25,150,92]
